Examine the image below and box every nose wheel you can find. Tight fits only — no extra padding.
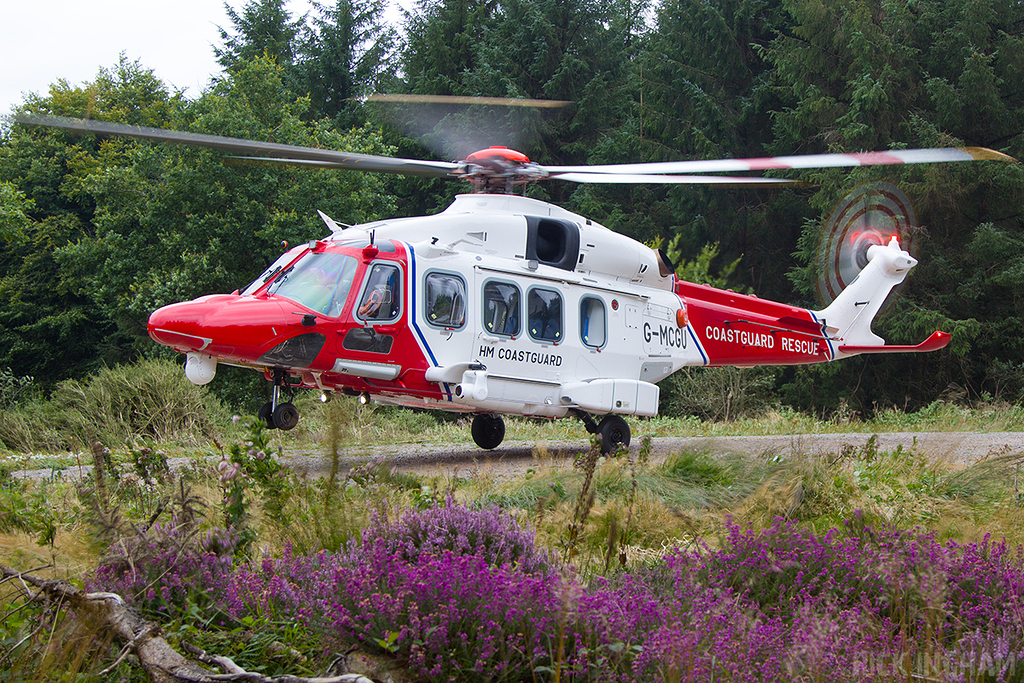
[471,413,505,449]
[259,368,300,431]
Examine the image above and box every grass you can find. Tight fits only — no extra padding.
[2,417,1024,681]
[4,357,1023,467]
[3,360,1024,680]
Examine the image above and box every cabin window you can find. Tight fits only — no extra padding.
[483,281,521,337]
[580,296,606,349]
[424,272,467,329]
[267,251,359,317]
[528,287,563,343]
[356,263,402,322]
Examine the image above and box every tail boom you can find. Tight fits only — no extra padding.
[673,236,949,367]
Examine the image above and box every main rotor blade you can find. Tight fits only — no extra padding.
[366,94,572,108]
[14,114,459,179]
[545,147,1017,176]
[549,173,809,187]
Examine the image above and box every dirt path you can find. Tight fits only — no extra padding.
[16,431,1024,482]
[276,431,1024,482]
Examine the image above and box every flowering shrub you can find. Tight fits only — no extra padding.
[89,521,236,617]
[358,498,551,574]
[132,506,1024,682]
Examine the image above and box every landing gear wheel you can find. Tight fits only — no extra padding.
[272,402,300,431]
[598,415,630,455]
[471,413,505,450]
[258,402,276,429]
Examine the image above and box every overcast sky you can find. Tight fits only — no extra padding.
[1,0,405,116]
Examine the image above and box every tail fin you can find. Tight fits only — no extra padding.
[814,236,918,353]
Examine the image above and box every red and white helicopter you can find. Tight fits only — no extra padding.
[17,114,1016,452]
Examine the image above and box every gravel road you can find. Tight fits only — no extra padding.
[279,431,1024,482]
[15,431,1024,482]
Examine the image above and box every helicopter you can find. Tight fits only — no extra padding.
[15,113,1017,453]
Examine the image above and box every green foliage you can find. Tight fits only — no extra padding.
[772,0,1024,412]
[0,474,58,546]
[659,449,737,488]
[667,241,746,291]
[0,368,35,409]
[295,0,398,125]
[0,181,32,243]
[659,366,777,421]
[0,358,228,452]
[224,417,290,533]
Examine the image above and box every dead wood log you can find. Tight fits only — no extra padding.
[1,566,375,683]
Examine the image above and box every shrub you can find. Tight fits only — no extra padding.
[144,507,1024,682]
[0,358,229,451]
[0,367,36,408]
[89,521,238,617]
[658,365,777,421]
[359,498,552,575]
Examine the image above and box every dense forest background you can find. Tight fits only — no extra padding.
[1,0,1022,417]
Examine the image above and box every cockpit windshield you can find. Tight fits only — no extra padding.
[241,246,305,296]
[266,251,359,317]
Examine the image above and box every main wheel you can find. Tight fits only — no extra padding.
[471,413,505,450]
[598,415,630,454]
[272,402,300,431]
[258,401,276,429]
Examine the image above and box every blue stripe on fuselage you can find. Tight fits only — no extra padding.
[404,242,452,399]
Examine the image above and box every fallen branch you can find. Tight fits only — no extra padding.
[0,566,375,683]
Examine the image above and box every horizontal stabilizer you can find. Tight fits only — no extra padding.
[838,331,951,355]
[776,316,826,336]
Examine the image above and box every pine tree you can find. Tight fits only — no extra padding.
[769,0,1024,410]
[216,0,304,72]
[294,0,398,125]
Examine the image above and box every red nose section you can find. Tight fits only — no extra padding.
[148,298,222,351]
[148,295,289,360]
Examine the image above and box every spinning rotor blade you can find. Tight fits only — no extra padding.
[16,114,1016,189]
[14,114,458,179]
[548,172,807,187]
[545,147,1016,176]
[366,94,572,108]
[366,93,561,162]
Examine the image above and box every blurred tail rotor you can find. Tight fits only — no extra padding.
[816,181,918,310]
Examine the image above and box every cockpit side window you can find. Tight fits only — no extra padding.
[356,263,402,322]
[267,252,359,317]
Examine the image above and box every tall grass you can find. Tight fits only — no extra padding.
[0,358,230,452]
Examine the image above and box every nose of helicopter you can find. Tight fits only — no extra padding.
[148,294,288,354]
[148,297,226,351]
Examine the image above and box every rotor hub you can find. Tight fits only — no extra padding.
[455,146,548,193]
